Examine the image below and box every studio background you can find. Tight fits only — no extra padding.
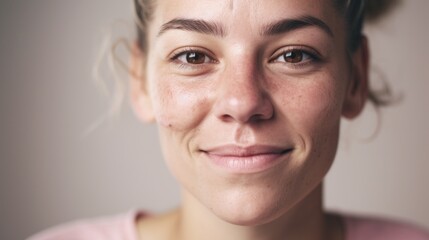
[0,1,428,240]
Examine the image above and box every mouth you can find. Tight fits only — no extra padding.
[200,145,293,174]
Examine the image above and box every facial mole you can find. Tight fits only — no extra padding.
[158,116,174,129]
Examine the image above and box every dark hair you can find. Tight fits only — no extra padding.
[332,0,365,52]
[133,0,400,106]
[134,0,155,53]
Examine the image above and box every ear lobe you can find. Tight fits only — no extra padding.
[129,41,155,123]
[342,36,369,119]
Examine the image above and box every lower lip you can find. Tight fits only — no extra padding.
[203,150,291,174]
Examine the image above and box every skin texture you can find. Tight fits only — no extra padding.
[131,0,369,239]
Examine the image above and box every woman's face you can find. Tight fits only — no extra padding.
[133,0,367,225]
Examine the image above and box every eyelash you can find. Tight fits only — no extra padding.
[269,47,321,67]
[168,46,322,72]
[169,47,217,67]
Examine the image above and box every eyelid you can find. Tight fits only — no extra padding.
[169,46,218,63]
[269,45,322,63]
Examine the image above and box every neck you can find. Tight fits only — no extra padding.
[173,184,341,240]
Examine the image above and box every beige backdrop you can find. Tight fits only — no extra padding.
[0,1,428,240]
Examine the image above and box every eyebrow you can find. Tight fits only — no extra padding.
[157,15,333,38]
[262,16,334,37]
[158,18,226,37]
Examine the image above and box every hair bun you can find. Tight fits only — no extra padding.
[365,0,401,22]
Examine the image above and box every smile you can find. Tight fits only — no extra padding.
[201,145,293,174]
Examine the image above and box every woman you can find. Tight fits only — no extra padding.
[29,0,429,239]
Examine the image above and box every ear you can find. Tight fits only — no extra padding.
[342,36,369,119]
[129,41,155,123]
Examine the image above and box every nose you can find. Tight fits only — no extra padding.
[213,63,274,124]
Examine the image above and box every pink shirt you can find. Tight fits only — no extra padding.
[28,211,429,240]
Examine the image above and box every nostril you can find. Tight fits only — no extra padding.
[251,102,274,122]
[219,114,236,122]
[249,112,273,122]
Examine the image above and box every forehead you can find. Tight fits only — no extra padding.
[151,0,341,35]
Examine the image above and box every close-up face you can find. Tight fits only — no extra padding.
[132,0,367,226]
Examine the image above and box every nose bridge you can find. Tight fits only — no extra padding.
[214,55,273,123]
[229,61,261,102]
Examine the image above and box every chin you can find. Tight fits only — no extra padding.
[203,176,324,227]
[215,202,286,227]
[207,188,293,227]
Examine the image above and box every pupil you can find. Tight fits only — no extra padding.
[186,52,205,64]
[284,51,303,63]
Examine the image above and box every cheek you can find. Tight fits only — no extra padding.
[276,72,346,168]
[280,77,344,132]
[272,75,345,197]
[149,76,211,131]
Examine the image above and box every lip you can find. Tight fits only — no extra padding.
[201,145,293,174]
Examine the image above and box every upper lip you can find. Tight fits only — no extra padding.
[201,144,292,157]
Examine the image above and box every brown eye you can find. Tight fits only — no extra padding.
[272,49,316,64]
[185,52,207,64]
[173,50,213,65]
[283,50,304,63]
[170,48,218,73]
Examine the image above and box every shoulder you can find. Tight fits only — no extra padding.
[27,211,144,240]
[343,213,429,240]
